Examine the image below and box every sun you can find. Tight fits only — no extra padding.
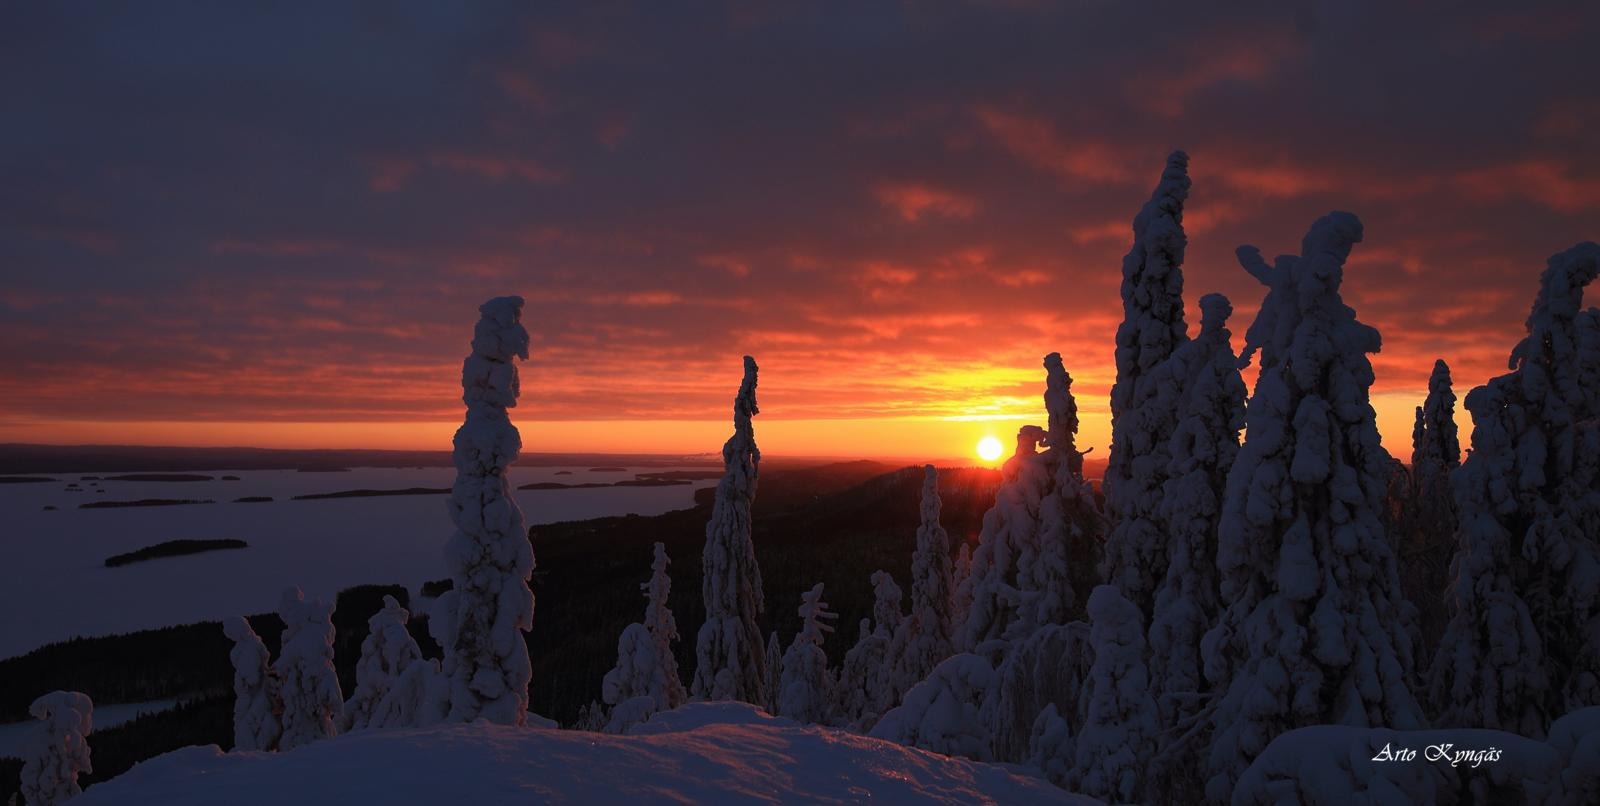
[976,435,1004,463]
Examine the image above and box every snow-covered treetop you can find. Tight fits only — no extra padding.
[1112,150,1191,410]
[723,355,761,495]
[1506,243,1600,418]
[645,542,677,642]
[795,583,838,646]
[1198,292,1231,337]
[1412,358,1459,471]
[1042,353,1084,477]
[870,571,904,637]
[462,296,529,410]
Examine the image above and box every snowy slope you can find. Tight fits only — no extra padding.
[75,703,1096,805]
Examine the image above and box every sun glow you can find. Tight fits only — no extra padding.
[976,435,1004,463]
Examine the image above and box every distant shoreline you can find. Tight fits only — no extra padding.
[0,443,916,475]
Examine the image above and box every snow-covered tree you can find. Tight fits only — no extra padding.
[223,616,280,751]
[369,656,441,730]
[1403,359,1460,661]
[275,586,343,750]
[1203,213,1422,798]
[1432,242,1600,736]
[952,543,973,629]
[1071,585,1158,803]
[601,542,687,731]
[692,356,768,703]
[1103,150,1192,622]
[893,466,958,701]
[870,654,998,762]
[990,621,1093,767]
[778,583,837,724]
[762,631,783,715]
[834,618,890,731]
[342,595,423,732]
[1010,353,1102,640]
[19,691,92,806]
[1146,293,1245,732]
[834,571,904,730]
[435,295,535,726]
[963,354,1102,656]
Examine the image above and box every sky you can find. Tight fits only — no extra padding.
[2,1,1597,462]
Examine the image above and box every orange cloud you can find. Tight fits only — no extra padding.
[872,182,979,221]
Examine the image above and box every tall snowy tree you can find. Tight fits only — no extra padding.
[963,354,1101,656]
[1103,150,1192,622]
[223,616,280,751]
[691,356,768,703]
[1071,586,1158,803]
[1147,293,1245,731]
[1403,359,1460,662]
[1432,242,1600,736]
[600,543,688,731]
[19,691,92,806]
[435,295,535,726]
[778,583,838,724]
[1202,213,1422,798]
[275,587,343,751]
[342,596,424,732]
[893,466,958,699]
[834,571,904,730]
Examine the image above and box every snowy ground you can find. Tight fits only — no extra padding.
[0,699,178,758]
[74,702,1098,805]
[0,467,715,659]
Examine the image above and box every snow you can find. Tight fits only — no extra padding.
[1204,212,1423,798]
[436,295,535,725]
[1070,585,1157,803]
[275,587,343,750]
[896,466,956,698]
[0,701,176,760]
[20,691,93,806]
[73,702,1096,805]
[1146,293,1244,731]
[1233,707,1600,805]
[871,654,998,763]
[601,542,686,731]
[692,356,768,703]
[0,465,716,660]
[1432,241,1600,735]
[224,616,280,751]
[1103,150,1192,622]
[342,595,424,731]
[777,583,838,724]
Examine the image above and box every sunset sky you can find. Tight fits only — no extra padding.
[2,2,1597,461]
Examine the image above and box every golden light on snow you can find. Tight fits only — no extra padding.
[976,435,1004,463]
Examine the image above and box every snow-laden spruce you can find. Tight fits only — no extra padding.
[1010,353,1102,640]
[434,295,535,726]
[691,356,768,703]
[601,543,687,732]
[891,466,958,705]
[870,653,998,762]
[762,631,783,715]
[1103,150,1192,622]
[992,622,1093,770]
[275,587,344,751]
[1432,242,1600,736]
[20,691,92,806]
[342,596,424,732]
[224,616,281,751]
[963,354,1101,656]
[777,583,838,724]
[834,571,904,730]
[1146,294,1245,733]
[1404,359,1460,662]
[1203,213,1422,799]
[1071,585,1158,803]
[1234,706,1600,805]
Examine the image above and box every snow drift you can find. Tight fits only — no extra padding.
[73,703,1097,805]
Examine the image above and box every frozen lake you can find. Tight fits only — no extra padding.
[0,466,717,659]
